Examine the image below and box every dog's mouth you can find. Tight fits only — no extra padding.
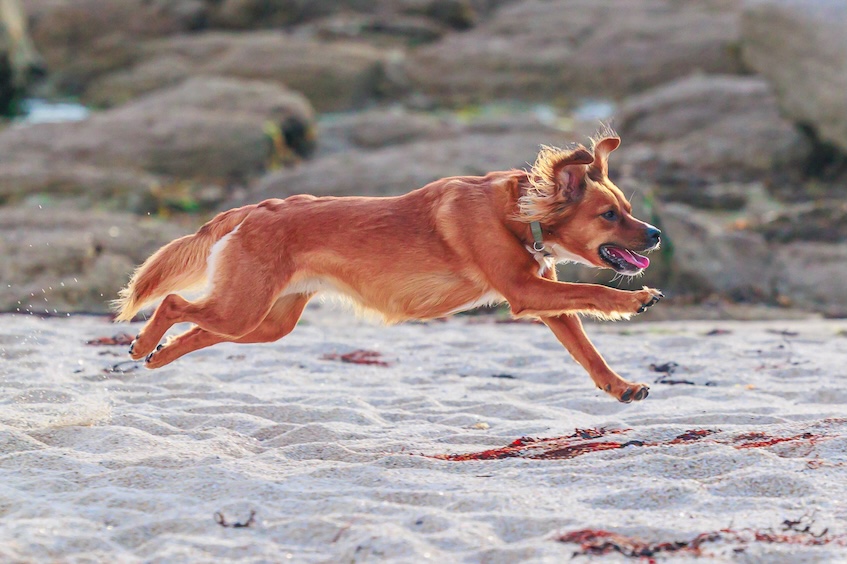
[599,244,651,274]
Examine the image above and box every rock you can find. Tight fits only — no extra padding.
[84,32,392,112]
[0,207,189,314]
[407,0,744,106]
[771,242,847,317]
[25,0,204,96]
[0,0,45,115]
[80,56,192,109]
[315,107,457,157]
[655,202,777,300]
[310,13,449,46]
[206,0,503,30]
[229,124,563,206]
[0,76,315,210]
[0,160,162,212]
[753,201,847,244]
[24,0,513,105]
[123,75,314,126]
[741,0,847,153]
[652,201,847,314]
[614,74,811,195]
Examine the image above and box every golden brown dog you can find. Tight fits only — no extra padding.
[116,133,663,402]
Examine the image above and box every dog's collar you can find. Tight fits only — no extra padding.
[530,221,553,257]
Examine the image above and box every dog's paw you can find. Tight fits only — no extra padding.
[602,380,650,403]
[634,286,663,314]
[143,344,165,369]
[619,383,650,403]
[129,331,161,360]
[128,333,151,361]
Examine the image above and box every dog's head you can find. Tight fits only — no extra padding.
[519,133,660,275]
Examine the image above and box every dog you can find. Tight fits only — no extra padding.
[115,133,663,403]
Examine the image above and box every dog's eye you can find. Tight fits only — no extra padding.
[601,210,618,221]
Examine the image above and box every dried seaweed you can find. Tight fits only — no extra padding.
[431,421,839,461]
[557,515,847,558]
[86,333,135,346]
[322,350,391,367]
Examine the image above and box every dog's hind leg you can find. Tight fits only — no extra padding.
[130,247,293,360]
[541,313,650,403]
[143,293,312,368]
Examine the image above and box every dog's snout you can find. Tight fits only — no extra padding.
[646,226,661,246]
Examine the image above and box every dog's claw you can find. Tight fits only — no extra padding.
[619,385,649,403]
[637,294,663,313]
[145,351,154,363]
[129,334,140,356]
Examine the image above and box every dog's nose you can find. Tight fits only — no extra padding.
[646,226,661,246]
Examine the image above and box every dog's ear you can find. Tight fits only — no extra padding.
[552,148,594,200]
[591,136,621,177]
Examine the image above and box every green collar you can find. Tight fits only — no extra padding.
[530,221,552,256]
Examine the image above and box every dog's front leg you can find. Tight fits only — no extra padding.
[541,313,650,403]
[506,278,662,319]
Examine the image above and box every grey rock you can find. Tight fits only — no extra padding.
[656,202,777,299]
[85,32,391,112]
[315,107,457,157]
[0,0,45,114]
[0,207,188,314]
[772,242,847,316]
[26,0,204,96]
[741,0,847,153]
[407,0,743,106]
[0,76,315,210]
[615,74,811,193]
[230,126,562,206]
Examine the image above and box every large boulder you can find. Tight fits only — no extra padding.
[315,107,457,157]
[0,0,45,115]
[0,161,162,212]
[407,0,744,106]
[614,74,811,197]
[0,76,314,211]
[205,0,506,30]
[741,0,847,154]
[646,201,847,315]
[771,242,847,317]
[228,121,566,205]
[755,202,847,314]
[656,203,777,300]
[0,207,189,314]
[24,0,205,95]
[84,32,392,111]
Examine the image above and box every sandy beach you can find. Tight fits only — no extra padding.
[2,305,847,562]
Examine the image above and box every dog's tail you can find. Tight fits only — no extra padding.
[113,205,257,322]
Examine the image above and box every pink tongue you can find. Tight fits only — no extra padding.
[607,246,650,269]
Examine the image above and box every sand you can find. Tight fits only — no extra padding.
[1,304,847,562]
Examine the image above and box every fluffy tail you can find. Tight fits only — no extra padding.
[113,205,257,321]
